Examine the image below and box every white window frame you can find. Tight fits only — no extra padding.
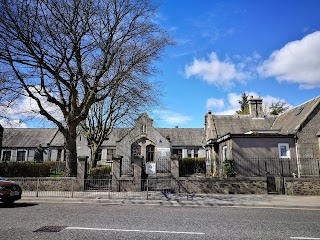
[193,148,199,158]
[222,146,227,161]
[187,149,192,158]
[17,150,26,161]
[2,150,11,161]
[278,143,290,159]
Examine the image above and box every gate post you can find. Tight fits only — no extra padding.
[133,156,143,191]
[206,156,212,178]
[112,155,123,192]
[76,155,88,191]
[171,157,179,193]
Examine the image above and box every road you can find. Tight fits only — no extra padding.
[0,201,319,240]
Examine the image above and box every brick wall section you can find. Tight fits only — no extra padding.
[285,178,320,195]
[172,177,268,194]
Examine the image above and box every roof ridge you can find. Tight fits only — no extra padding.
[291,95,320,110]
[293,96,320,132]
[272,95,320,133]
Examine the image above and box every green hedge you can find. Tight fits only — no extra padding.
[0,161,66,177]
[88,165,112,179]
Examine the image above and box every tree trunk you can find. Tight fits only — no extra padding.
[90,143,99,169]
[64,125,78,177]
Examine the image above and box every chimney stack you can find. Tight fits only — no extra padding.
[248,96,263,118]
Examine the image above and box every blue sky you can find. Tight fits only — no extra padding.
[1,0,320,128]
[149,0,320,128]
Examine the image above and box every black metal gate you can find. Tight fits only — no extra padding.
[267,175,276,194]
[142,157,171,191]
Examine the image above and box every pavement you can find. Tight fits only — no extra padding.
[20,193,320,209]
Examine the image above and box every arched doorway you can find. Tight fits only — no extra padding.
[131,138,155,183]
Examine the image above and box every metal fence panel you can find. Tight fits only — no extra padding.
[121,157,133,176]
[179,158,206,177]
[9,177,177,200]
[233,158,320,177]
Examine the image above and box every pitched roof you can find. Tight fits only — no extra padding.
[157,128,204,146]
[211,115,276,138]
[101,128,130,146]
[107,128,204,147]
[2,128,59,148]
[271,96,320,134]
[49,130,65,146]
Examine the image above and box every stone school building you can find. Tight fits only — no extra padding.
[1,95,320,179]
[0,113,206,166]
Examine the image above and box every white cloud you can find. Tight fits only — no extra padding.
[212,92,242,115]
[208,92,291,115]
[185,52,249,88]
[153,110,192,126]
[0,87,64,127]
[260,95,289,107]
[206,98,224,110]
[258,31,320,89]
[0,119,27,128]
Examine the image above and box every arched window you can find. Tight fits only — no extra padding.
[132,143,141,157]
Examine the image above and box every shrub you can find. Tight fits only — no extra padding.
[48,162,66,177]
[0,161,66,177]
[223,159,235,177]
[0,162,48,177]
[88,165,112,179]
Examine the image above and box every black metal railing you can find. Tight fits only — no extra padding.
[179,158,206,177]
[233,158,320,177]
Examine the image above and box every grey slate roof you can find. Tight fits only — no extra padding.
[157,128,204,146]
[5,96,318,149]
[101,128,130,146]
[208,96,320,139]
[49,130,65,146]
[2,128,59,148]
[271,96,320,134]
[211,115,277,138]
[102,128,204,147]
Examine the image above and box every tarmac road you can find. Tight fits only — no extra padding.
[1,201,320,240]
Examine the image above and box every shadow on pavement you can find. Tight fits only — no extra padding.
[0,202,38,208]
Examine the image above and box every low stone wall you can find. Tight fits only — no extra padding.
[11,177,77,191]
[11,176,320,195]
[118,178,135,192]
[172,177,267,194]
[285,177,320,195]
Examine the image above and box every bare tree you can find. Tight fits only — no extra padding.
[0,70,20,123]
[81,75,159,168]
[0,0,172,176]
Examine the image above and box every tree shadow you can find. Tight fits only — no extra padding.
[0,202,38,208]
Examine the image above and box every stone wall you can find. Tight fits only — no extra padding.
[285,177,320,195]
[172,177,267,194]
[11,177,76,191]
[118,178,136,192]
[11,176,320,196]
